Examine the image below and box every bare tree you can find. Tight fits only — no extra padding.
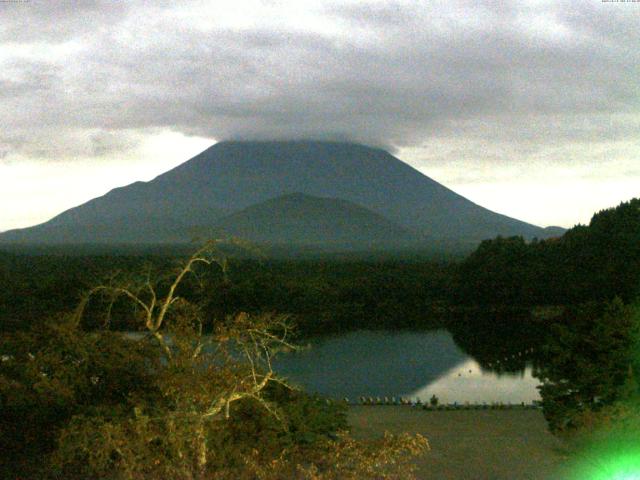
[56,240,428,479]
[70,240,296,478]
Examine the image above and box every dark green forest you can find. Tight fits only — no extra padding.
[1,198,639,477]
[456,198,640,306]
[2,199,639,334]
[0,254,455,335]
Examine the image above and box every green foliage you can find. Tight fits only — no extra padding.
[0,252,454,334]
[0,316,159,478]
[455,236,534,305]
[535,299,640,434]
[48,373,351,479]
[1,243,428,479]
[456,198,640,306]
[2,198,639,336]
[555,388,640,479]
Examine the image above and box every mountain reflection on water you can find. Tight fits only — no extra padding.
[273,330,541,403]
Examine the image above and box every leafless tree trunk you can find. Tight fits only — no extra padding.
[72,240,296,477]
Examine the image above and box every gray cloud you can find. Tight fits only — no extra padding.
[0,1,131,42]
[1,0,639,163]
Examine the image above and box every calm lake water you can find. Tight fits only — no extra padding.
[273,330,541,404]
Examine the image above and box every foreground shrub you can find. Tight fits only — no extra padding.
[535,298,639,434]
[2,241,429,479]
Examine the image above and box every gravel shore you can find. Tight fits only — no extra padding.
[348,406,571,480]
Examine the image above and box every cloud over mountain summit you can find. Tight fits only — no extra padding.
[1,1,638,232]
[1,0,639,159]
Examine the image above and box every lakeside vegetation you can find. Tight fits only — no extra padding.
[0,243,429,479]
[1,198,639,477]
[3,199,638,334]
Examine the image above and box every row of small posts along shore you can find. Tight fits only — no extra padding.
[486,347,535,368]
[326,396,542,410]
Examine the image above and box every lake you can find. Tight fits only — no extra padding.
[273,330,541,404]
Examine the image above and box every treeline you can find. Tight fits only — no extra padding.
[0,244,428,479]
[1,198,639,449]
[203,260,454,334]
[0,253,456,334]
[455,198,640,306]
[0,253,172,331]
[2,198,638,336]
[449,199,640,394]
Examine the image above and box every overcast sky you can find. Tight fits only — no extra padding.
[1,0,638,232]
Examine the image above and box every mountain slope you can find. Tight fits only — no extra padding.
[0,140,560,246]
[202,193,417,246]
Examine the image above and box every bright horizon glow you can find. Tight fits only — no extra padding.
[0,137,636,233]
[0,131,213,232]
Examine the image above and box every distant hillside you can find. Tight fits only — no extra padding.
[542,226,566,237]
[0,140,562,248]
[455,197,640,306]
[200,193,417,247]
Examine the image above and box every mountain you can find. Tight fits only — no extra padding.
[0,140,562,248]
[541,226,567,238]
[200,192,417,247]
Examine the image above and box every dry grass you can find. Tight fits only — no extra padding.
[348,406,572,480]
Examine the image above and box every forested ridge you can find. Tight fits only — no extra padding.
[0,254,455,334]
[456,198,640,306]
[2,199,638,335]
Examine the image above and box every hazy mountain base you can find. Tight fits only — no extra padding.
[0,239,477,260]
[0,141,561,246]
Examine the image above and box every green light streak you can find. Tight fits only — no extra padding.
[566,436,640,480]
